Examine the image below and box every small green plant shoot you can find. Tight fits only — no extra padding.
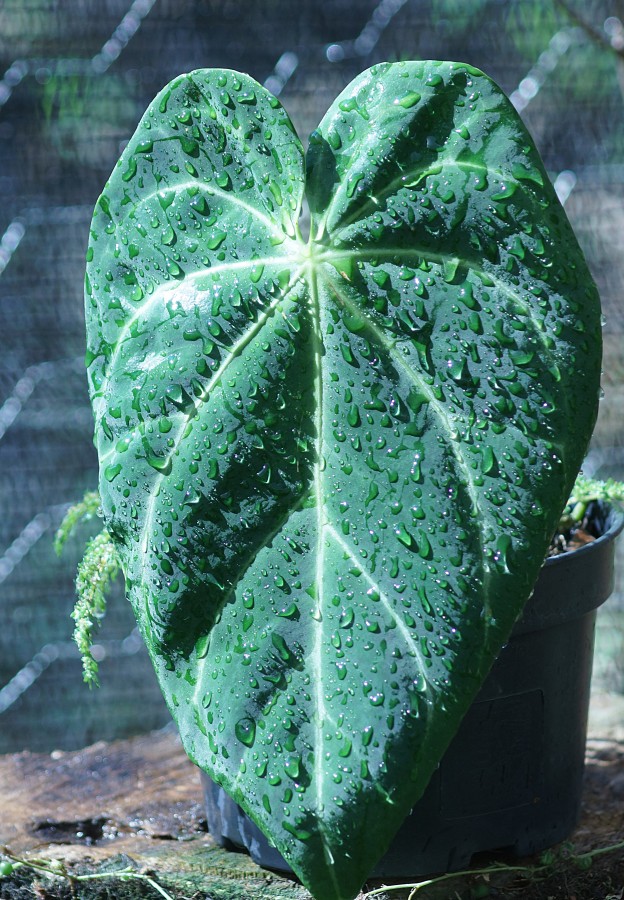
[74,60,603,900]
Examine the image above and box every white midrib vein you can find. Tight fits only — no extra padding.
[307,260,396,883]
[307,256,339,873]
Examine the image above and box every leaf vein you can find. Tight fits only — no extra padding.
[320,269,492,621]
[323,247,556,366]
[326,523,431,691]
[137,267,305,565]
[99,256,293,401]
[328,157,508,236]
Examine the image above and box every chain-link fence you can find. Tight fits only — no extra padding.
[1,0,623,753]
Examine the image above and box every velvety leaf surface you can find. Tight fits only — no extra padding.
[85,63,602,900]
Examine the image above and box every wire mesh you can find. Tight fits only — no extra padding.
[1,0,623,753]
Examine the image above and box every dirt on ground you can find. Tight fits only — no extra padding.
[0,715,623,900]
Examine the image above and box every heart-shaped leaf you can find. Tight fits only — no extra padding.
[85,62,601,900]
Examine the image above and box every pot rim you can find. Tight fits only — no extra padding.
[543,500,624,568]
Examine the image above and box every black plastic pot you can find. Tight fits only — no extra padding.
[202,503,624,877]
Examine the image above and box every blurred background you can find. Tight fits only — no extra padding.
[1,0,623,753]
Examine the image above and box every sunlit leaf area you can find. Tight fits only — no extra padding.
[0,0,623,758]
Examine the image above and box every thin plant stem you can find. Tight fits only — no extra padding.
[0,847,176,900]
[361,839,624,899]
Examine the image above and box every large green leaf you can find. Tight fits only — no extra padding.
[85,62,602,900]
